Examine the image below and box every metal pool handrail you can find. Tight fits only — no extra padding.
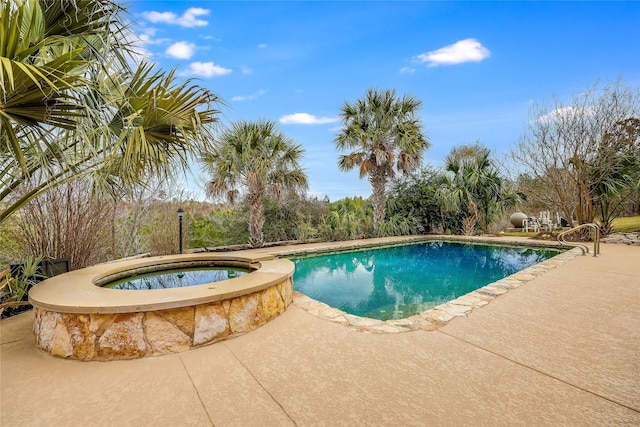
[557,223,601,257]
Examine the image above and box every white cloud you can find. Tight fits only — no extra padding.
[142,7,210,27]
[258,43,268,48]
[400,67,416,74]
[143,11,175,24]
[240,65,252,75]
[185,62,232,77]
[414,38,490,67]
[139,33,152,44]
[279,113,339,125]
[138,27,156,44]
[137,27,171,46]
[231,89,267,102]
[166,41,196,59]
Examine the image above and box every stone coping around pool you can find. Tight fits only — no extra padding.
[29,252,293,314]
[274,235,583,334]
[262,234,570,258]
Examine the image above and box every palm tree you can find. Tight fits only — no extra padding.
[442,144,519,234]
[201,120,308,248]
[0,0,220,224]
[334,88,429,226]
[591,117,640,235]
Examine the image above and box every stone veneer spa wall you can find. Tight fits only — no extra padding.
[29,253,294,361]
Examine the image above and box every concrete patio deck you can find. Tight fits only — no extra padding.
[1,240,639,426]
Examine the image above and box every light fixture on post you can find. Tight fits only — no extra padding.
[177,208,184,254]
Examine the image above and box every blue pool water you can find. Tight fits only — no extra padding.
[292,241,559,320]
[106,267,248,290]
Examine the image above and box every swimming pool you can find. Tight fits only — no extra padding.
[292,241,560,320]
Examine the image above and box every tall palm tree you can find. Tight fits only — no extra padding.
[0,0,220,224]
[201,120,308,248]
[334,88,429,225]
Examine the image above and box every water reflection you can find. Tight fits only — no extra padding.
[107,267,248,290]
[293,242,557,320]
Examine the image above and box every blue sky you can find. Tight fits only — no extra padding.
[127,1,640,201]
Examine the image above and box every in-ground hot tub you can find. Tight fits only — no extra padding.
[28,252,294,361]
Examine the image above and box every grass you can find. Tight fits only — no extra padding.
[613,215,640,233]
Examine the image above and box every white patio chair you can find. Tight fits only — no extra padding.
[523,217,540,232]
[538,211,553,231]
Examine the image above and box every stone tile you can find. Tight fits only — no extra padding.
[508,272,536,281]
[156,306,195,338]
[421,309,455,324]
[61,313,95,360]
[33,309,60,352]
[478,285,509,296]
[228,293,260,334]
[96,313,146,360]
[145,311,191,355]
[344,314,384,327]
[452,294,490,308]
[260,285,285,322]
[193,302,229,346]
[284,277,293,306]
[435,303,473,317]
[89,313,112,335]
[50,317,73,358]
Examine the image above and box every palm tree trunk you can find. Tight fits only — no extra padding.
[371,168,387,225]
[248,189,265,248]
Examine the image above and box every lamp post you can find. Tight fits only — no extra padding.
[177,208,184,254]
